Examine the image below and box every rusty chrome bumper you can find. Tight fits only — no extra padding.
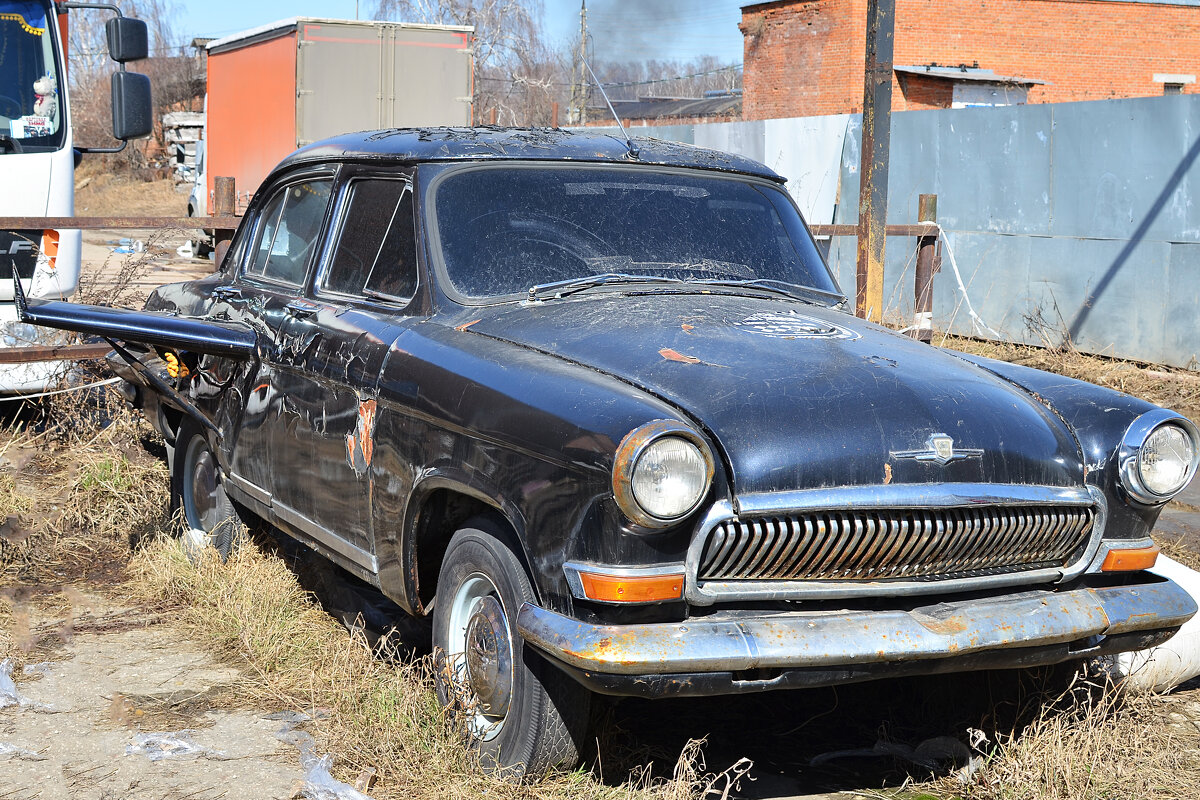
[517,577,1196,680]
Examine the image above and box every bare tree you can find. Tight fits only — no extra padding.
[370,0,561,125]
[68,0,200,163]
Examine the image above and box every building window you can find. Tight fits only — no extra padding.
[1153,74,1195,95]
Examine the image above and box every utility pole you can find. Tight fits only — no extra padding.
[570,1,589,125]
[855,0,895,322]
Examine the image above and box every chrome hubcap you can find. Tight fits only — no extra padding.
[447,574,513,741]
[465,595,512,718]
[183,437,220,547]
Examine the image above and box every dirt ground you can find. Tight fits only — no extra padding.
[3,174,1200,799]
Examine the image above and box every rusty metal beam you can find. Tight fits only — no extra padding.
[855,0,896,322]
[812,223,937,237]
[213,176,238,268]
[0,216,241,230]
[0,343,112,364]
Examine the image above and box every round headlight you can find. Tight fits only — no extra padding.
[613,420,715,528]
[1137,424,1195,497]
[631,437,708,520]
[1119,412,1200,505]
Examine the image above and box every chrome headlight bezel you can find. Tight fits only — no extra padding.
[1118,410,1200,505]
[613,420,714,529]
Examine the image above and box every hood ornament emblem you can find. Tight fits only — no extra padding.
[891,433,983,466]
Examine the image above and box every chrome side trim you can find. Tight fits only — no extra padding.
[226,472,272,507]
[272,500,379,573]
[684,486,1107,606]
[517,577,1197,676]
[563,560,687,602]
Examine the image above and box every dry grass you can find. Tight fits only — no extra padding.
[75,157,187,217]
[931,672,1200,800]
[127,536,711,800]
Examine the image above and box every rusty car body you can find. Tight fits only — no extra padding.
[18,128,1200,776]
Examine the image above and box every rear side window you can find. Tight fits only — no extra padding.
[244,179,332,286]
[321,179,418,302]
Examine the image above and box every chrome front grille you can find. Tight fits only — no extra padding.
[697,505,1096,583]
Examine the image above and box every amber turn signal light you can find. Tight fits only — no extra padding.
[1101,545,1160,572]
[579,571,684,603]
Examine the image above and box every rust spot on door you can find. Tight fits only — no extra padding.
[346,398,378,474]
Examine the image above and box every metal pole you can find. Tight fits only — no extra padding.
[855,0,895,323]
[213,176,236,268]
[911,194,939,343]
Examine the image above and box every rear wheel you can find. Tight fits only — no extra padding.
[171,420,246,561]
[433,521,590,778]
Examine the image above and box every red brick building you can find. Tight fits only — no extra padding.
[741,0,1200,119]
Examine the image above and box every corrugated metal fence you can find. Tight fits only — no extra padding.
[601,95,1200,369]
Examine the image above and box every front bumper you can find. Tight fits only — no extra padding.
[517,575,1197,697]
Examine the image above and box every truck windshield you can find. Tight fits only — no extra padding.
[0,0,65,152]
[430,164,840,303]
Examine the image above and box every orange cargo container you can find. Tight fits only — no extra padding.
[205,17,473,211]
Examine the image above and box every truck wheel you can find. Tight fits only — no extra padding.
[433,522,590,778]
[171,420,245,561]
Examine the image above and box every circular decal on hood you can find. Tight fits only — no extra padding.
[733,310,860,340]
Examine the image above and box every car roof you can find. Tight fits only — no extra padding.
[279,126,785,183]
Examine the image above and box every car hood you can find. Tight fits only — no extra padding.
[460,292,1085,495]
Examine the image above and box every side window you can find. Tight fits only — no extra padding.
[321,179,418,302]
[244,179,332,286]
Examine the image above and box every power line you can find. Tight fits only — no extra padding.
[478,62,741,89]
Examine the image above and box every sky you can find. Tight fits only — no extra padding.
[175,0,746,65]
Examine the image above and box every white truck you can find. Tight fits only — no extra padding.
[0,0,150,393]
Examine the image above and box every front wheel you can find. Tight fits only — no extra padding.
[171,420,246,561]
[433,521,590,778]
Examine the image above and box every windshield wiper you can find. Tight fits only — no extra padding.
[694,278,842,305]
[527,272,685,301]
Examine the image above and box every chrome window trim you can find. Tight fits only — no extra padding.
[684,485,1108,606]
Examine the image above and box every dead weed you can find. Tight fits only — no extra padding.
[937,671,1200,799]
[942,334,1200,423]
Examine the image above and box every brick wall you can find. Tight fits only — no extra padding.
[743,0,1200,119]
[742,0,867,119]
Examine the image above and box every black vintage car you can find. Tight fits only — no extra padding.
[18,128,1200,776]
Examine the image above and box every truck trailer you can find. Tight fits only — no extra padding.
[196,17,473,215]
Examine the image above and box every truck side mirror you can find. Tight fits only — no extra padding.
[106,17,148,63]
[112,71,153,140]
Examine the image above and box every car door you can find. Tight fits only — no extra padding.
[268,172,420,576]
[218,173,335,516]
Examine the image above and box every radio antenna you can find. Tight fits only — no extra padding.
[582,57,639,159]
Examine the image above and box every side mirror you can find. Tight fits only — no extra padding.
[106,17,148,63]
[111,71,152,140]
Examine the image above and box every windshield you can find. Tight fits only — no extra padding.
[0,0,65,152]
[430,164,840,302]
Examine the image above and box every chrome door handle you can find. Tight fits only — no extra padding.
[285,299,319,318]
